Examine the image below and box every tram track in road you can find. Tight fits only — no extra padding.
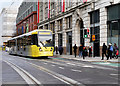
[3,55,85,86]
[26,61,85,86]
[3,52,118,84]
[3,60,42,86]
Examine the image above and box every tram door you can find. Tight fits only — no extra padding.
[66,32,72,55]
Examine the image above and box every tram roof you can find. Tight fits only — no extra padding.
[7,29,52,41]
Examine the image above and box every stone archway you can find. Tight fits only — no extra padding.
[74,8,84,47]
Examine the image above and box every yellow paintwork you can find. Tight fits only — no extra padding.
[31,29,52,35]
[32,32,38,35]
[29,45,54,57]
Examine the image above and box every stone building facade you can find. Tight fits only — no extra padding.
[0,8,18,46]
[37,0,120,56]
[38,0,120,56]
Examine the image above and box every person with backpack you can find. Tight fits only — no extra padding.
[107,43,113,60]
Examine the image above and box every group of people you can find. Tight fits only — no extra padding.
[73,43,119,60]
[54,43,119,60]
[73,44,92,59]
[102,43,119,60]
[55,46,63,55]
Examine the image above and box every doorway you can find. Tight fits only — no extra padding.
[94,42,100,57]
[66,32,72,55]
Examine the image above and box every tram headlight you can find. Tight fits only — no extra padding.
[50,48,53,51]
[39,48,42,51]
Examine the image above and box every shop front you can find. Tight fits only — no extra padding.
[107,4,120,56]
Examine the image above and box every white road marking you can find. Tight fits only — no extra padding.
[59,67,64,69]
[71,69,82,73]
[44,63,48,64]
[4,60,41,85]
[52,65,55,67]
[67,63,75,65]
[110,74,119,76]
[28,62,84,85]
[82,65,94,68]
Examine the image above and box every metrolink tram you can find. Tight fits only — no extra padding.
[7,29,54,57]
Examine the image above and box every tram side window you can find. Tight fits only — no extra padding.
[31,34,38,45]
[26,35,32,45]
[17,38,20,51]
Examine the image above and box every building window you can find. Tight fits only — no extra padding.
[51,2,55,17]
[107,4,120,21]
[50,22,55,33]
[90,10,100,24]
[45,2,48,19]
[58,33,62,46]
[90,10,100,42]
[58,19,63,31]
[66,0,72,9]
[107,4,120,55]
[66,16,72,29]
[40,2,43,21]
[58,0,62,13]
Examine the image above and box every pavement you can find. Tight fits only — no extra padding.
[54,54,120,63]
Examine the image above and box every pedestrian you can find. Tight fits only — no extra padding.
[84,47,88,57]
[79,44,83,57]
[113,43,119,59]
[83,46,86,59]
[101,43,107,60]
[58,46,63,55]
[107,43,113,60]
[73,44,77,57]
[55,46,58,54]
[89,46,92,57]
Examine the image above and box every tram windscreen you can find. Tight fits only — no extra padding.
[38,31,53,47]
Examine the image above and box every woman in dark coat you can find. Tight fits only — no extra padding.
[73,44,77,57]
[101,43,107,60]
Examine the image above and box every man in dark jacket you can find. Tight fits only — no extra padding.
[101,43,107,60]
[73,44,77,57]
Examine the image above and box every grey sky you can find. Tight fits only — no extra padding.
[0,0,23,13]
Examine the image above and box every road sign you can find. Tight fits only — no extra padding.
[92,35,95,41]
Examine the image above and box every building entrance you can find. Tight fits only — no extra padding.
[80,29,84,46]
[66,32,72,55]
[94,41,100,57]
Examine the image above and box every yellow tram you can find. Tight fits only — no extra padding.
[7,29,54,57]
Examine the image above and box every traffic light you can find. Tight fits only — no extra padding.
[84,28,90,38]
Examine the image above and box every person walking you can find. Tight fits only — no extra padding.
[89,46,92,57]
[101,43,107,60]
[55,46,58,54]
[79,44,83,57]
[113,43,119,59]
[107,43,113,60]
[73,44,77,57]
[82,46,86,59]
[58,46,63,55]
